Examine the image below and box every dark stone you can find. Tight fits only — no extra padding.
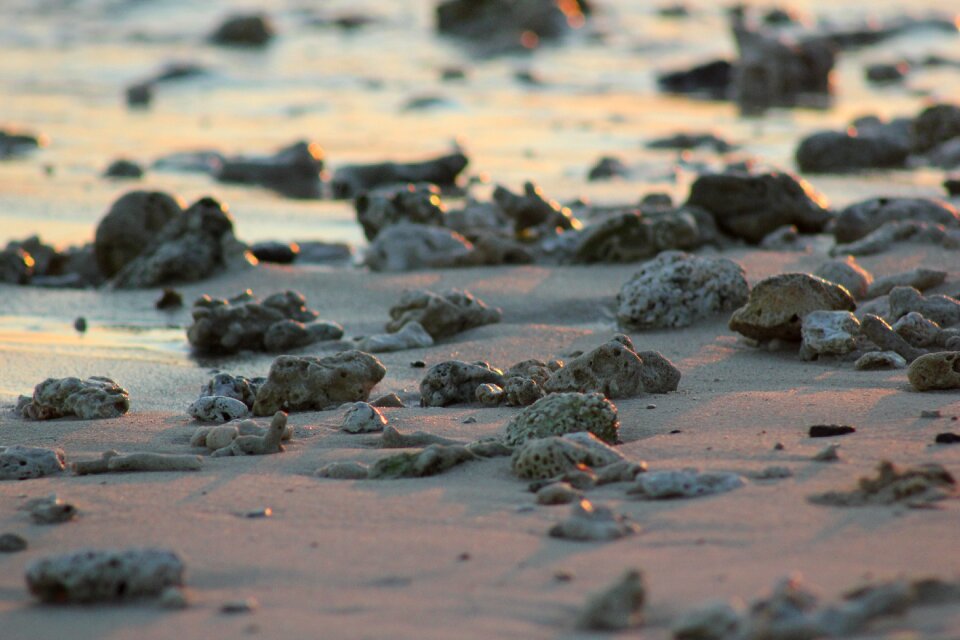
[209,13,274,47]
[435,0,590,54]
[152,150,225,174]
[331,152,468,199]
[411,360,426,368]
[125,83,153,108]
[911,104,960,154]
[657,4,690,18]
[73,317,87,333]
[0,129,42,158]
[945,178,960,197]
[865,62,909,84]
[216,141,324,199]
[104,159,144,179]
[492,181,579,236]
[156,288,184,309]
[0,533,27,553]
[833,197,959,243]
[935,432,960,444]
[657,59,733,98]
[355,184,446,240]
[587,156,629,181]
[809,424,856,438]
[296,241,353,264]
[0,247,34,284]
[151,61,207,83]
[647,133,735,153]
[251,241,299,264]
[94,191,183,278]
[794,130,909,173]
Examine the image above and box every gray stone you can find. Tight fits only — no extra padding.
[93,190,182,277]
[368,444,476,479]
[503,376,544,406]
[809,460,955,506]
[909,352,960,391]
[216,140,322,199]
[894,312,945,348]
[889,287,960,326]
[854,351,907,370]
[511,433,624,480]
[548,499,640,542]
[860,314,926,362]
[535,482,581,505]
[355,183,446,240]
[830,220,960,257]
[28,496,77,525]
[799,311,860,361]
[209,13,274,46]
[815,256,872,299]
[492,181,579,236]
[380,425,463,449]
[364,223,475,271]
[436,0,590,54]
[316,461,369,479]
[419,360,504,407]
[576,570,646,631]
[795,130,908,173]
[475,383,505,407]
[864,268,946,299]
[833,197,959,244]
[386,289,501,339]
[672,600,743,640]
[0,533,27,553]
[637,350,683,393]
[505,392,619,446]
[628,469,744,499]
[911,103,960,153]
[188,396,249,423]
[199,373,264,409]
[341,402,387,433]
[356,322,434,353]
[331,152,468,199]
[18,377,129,420]
[544,337,645,398]
[0,446,66,480]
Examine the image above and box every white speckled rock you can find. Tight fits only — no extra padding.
[512,434,625,480]
[628,469,744,499]
[340,402,387,433]
[854,351,907,370]
[544,336,644,398]
[799,310,861,361]
[0,446,66,481]
[548,499,640,541]
[25,548,184,602]
[356,321,435,353]
[504,392,619,446]
[188,395,249,423]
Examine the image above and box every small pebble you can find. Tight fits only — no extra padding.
[0,532,27,552]
[670,429,683,434]
[646,404,656,410]
[156,288,184,310]
[463,416,477,424]
[554,570,574,582]
[243,508,272,518]
[457,552,471,561]
[921,410,942,419]
[935,433,960,445]
[808,424,856,438]
[773,442,785,450]
[410,360,426,368]
[73,317,87,333]
[221,598,259,614]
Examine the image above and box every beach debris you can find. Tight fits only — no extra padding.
[505,392,619,446]
[419,360,505,407]
[156,288,183,309]
[364,222,475,272]
[746,466,793,480]
[833,197,959,244]
[0,128,43,158]
[809,461,956,506]
[799,311,860,361]
[111,196,256,288]
[316,461,370,479]
[908,351,960,391]
[572,207,708,264]
[16,376,129,420]
[808,425,856,438]
[371,393,405,408]
[331,152,467,200]
[188,396,249,423]
[0,533,28,553]
[935,433,960,444]
[536,482,581,505]
[93,190,182,278]
[368,444,476,479]
[104,159,144,179]
[889,287,960,327]
[355,183,446,240]
[466,439,513,458]
[672,599,742,640]
[830,220,960,257]
[210,411,287,457]
[380,425,463,449]
[617,251,749,331]
[198,373,264,410]
[209,13,274,46]
[216,140,323,199]
[158,586,189,609]
[596,461,648,485]
[0,446,66,481]
[729,273,856,342]
[340,402,387,434]
[758,225,811,252]
[25,495,77,525]
[187,289,343,354]
[812,444,841,462]
[628,469,744,500]
[475,383,504,406]
[253,350,385,415]
[795,129,908,173]
[814,256,872,300]
[0,245,35,284]
[860,314,926,362]
[511,433,625,480]
[576,569,646,631]
[686,172,830,244]
[648,132,734,152]
[548,499,640,542]
[26,548,185,603]
[190,417,293,451]
[3,236,103,288]
[386,289,501,340]
[73,451,203,474]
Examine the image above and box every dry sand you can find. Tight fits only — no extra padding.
[1,243,959,639]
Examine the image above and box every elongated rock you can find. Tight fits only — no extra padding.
[0,446,65,480]
[17,377,129,420]
[253,352,385,415]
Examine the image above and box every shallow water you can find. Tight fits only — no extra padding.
[0,0,957,250]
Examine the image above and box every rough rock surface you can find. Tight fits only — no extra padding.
[493,182,580,237]
[729,273,856,341]
[340,402,387,433]
[686,172,831,243]
[252,352,386,415]
[209,13,274,46]
[26,548,185,603]
[504,392,619,446]
[355,183,446,240]
[908,352,960,391]
[188,396,249,423]
[889,287,960,327]
[511,433,624,480]
[799,310,861,361]
[502,376,544,406]
[357,321,435,353]
[628,469,744,499]
[368,444,476,479]
[860,314,926,362]
[809,461,955,506]
[386,289,501,339]
[854,351,907,370]
[576,570,646,631]
[911,103,960,153]
[865,268,946,299]
[199,373,264,409]
[543,336,645,398]
[364,223,474,271]
[331,152,468,199]
[17,377,130,420]
[216,140,323,199]
[833,197,959,244]
[814,256,872,299]
[419,360,504,407]
[548,499,640,542]
[795,130,908,173]
[0,446,66,480]
[617,251,750,329]
[93,190,183,277]
[573,209,705,264]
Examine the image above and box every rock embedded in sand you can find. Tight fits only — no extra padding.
[548,499,640,542]
[435,0,590,54]
[503,376,544,406]
[364,222,475,272]
[199,373,264,410]
[211,411,287,456]
[155,288,183,309]
[860,314,926,363]
[617,251,749,329]
[188,396,249,423]
[671,599,742,640]
[419,360,504,407]
[587,156,629,181]
[216,140,323,199]
[0,446,66,480]
[833,197,959,244]
[0,533,27,553]
[543,336,645,398]
[253,352,385,415]
[17,376,130,420]
[576,569,646,631]
[25,548,184,603]
[889,287,960,327]
[628,469,744,500]
[209,13,274,46]
[316,461,370,479]
[814,256,872,300]
[73,451,202,474]
[368,444,476,479]
[864,268,946,300]
[686,172,830,243]
[380,425,463,449]
[340,402,387,434]
[28,496,77,525]
[386,289,501,340]
[799,310,861,361]
[93,190,183,278]
[511,433,624,480]
[475,382,505,407]
[908,352,960,391]
[911,103,960,154]
[894,312,947,348]
[536,482,581,505]
[573,209,706,264]
[935,433,960,445]
[809,460,956,506]
[795,129,908,173]
[355,183,446,241]
[103,159,144,179]
[729,273,856,342]
[504,392,619,446]
[331,152,468,199]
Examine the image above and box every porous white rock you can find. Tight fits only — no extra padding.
[340,402,387,433]
[799,310,861,361]
[0,446,66,480]
[628,469,744,499]
[17,376,129,420]
[188,395,249,423]
[504,392,619,447]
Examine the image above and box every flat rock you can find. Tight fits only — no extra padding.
[364,223,474,272]
[216,140,322,199]
[865,268,946,299]
[355,183,446,241]
[357,321,435,353]
[795,130,908,173]
[628,469,744,499]
[368,444,476,479]
[331,152,468,200]
[340,402,387,433]
[799,310,860,361]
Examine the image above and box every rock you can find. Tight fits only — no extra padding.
[808,425,856,438]
[475,383,505,407]
[156,288,183,309]
[253,352,386,415]
[647,132,735,153]
[355,183,446,241]
[435,0,590,54]
[548,499,640,542]
[296,241,353,264]
[864,268,946,299]
[503,376,544,406]
[814,256,872,300]
[833,197,959,244]
[935,433,960,445]
[809,460,955,506]
[331,152,468,199]
[504,392,619,446]
[911,104,960,154]
[0,247,35,284]
[536,482,581,505]
[368,444,476,479]
[860,314,926,362]
[93,190,183,278]
[104,159,144,179]
[26,548,184,603]
[543,337,645,398]
[74,452,203,474]
[0,446,66,480]
[364,223,475,271]
[466,439,513,457]
[251,241,299,264]
[158,586,189,609]
[637,350,683,393]
[493,182,579,236]
[925,137,960,169]
[419,360,504,407]
[111,196,256,288]
[672,600,743,640]
[759,225,811,251]
[657,59,734,98]
[187,290,342,354]
[729,273,856,341]
[221,597,259,613]
[209,13,274,46]
[794,130,908,173]
[894,312,946,348]
[576,570,646,631]
[27,496,77,525]
[617,251,749,329]
[192,425,239,451]
[628,469,744,499]
[573,210,703,264]
[0,533,27,553]
[511,433,624,480]
[799,310,860,360]
[380,426,463,449]
[371,393,405,408]
[199,373,264,410]
[866,62,909,83]
[386,289,501,340]
[830,220,960,257]
[316,461,370,479]
[188,396,249,423]
[0,128,43,158]
[813,443,841,462]
[889,287,960,327]
[746,466,793,480]
[908,352,960,391]
[340,402,387,434]
[17,377,129,420]
[211,411,287,456]
[587,156,629,181]
[686,172,831,243]
[216,141,323,199]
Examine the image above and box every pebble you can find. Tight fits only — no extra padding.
[535,482,581,505]
[0,532,27,552]
[575,569,646,631]
[854,350,907,370]
[221,597,259,614]
[935,433,960,444]
[921,410,942,419]
[548,499,640,542]
[28,495,78,524]
[340,402,387,433]
[73,317,87,332]
[808,424,856,438]
[155,288,183,309]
